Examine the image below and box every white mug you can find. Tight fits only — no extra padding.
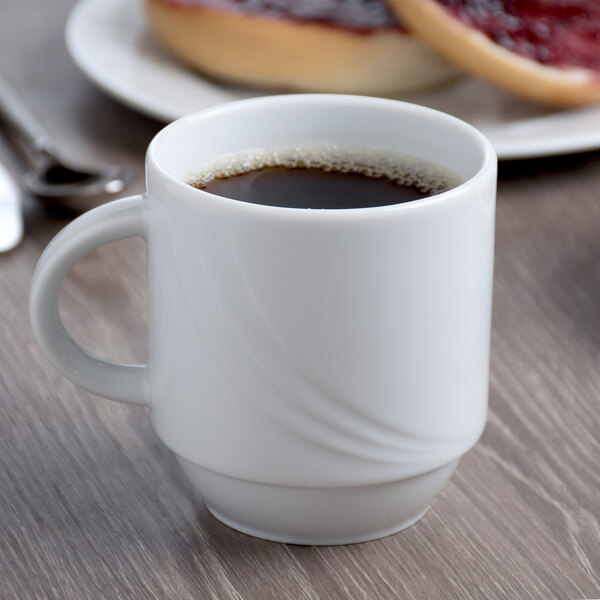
[30,95,496,545]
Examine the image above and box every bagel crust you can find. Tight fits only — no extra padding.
[144,0,460,95]
[387,0,600,107]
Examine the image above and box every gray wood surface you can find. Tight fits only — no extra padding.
[1,2,600,599]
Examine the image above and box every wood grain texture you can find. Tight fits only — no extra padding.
[1,2,600,599]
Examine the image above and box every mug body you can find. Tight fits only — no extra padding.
[144,95,496,543]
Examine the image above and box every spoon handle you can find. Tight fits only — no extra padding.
[0,74,54,156]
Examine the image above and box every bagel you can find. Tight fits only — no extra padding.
[387,0,600,107]
[144,0,460,95]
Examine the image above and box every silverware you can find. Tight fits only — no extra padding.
[0,158,23,252]
[0,75,130,202]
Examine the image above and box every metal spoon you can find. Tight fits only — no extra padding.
[0,75,130,202]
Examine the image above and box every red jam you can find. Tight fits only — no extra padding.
[162,0,402,33]
[438,0,600,71]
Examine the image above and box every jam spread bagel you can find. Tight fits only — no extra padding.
[387,0,600,106]
[144,0,459,95]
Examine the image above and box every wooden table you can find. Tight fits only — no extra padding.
[2,2,600,599]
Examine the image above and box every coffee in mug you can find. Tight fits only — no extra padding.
[187,145,462,209]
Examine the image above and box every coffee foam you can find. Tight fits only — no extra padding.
[185,144,462,195]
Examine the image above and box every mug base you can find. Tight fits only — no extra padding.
[177,456,459,545]
[205,503,429,545]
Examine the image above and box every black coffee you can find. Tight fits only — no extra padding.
[186,145,460,209]
[199,165,428,209]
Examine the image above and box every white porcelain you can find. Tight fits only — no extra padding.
[66,0,600,160]
[178,457,460,545]
[30,94,496,544]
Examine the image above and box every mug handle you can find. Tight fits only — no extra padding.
[29,194,151,406]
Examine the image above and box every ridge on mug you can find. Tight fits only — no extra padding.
[30,95,497,545]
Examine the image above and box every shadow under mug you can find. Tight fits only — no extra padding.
[30,94,497,545]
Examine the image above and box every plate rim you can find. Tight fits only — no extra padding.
[66,0,188,122]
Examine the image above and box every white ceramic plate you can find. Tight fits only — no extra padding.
[66,0,600,160]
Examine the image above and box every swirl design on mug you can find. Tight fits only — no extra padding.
[166,222,485,475]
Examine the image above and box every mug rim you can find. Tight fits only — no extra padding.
[146,94,497,218]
